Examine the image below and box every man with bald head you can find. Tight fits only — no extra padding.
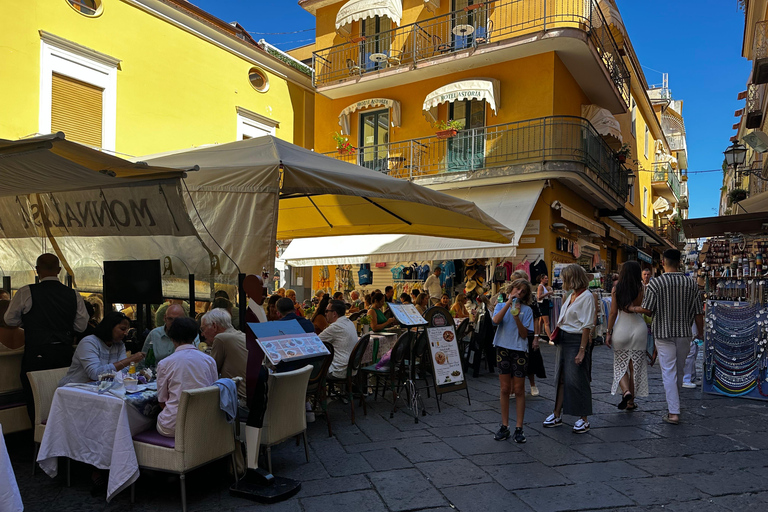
[4,253,89,420]
[142,303,199,363]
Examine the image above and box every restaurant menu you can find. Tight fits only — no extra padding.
[389,303,428,326]
[427,326,465,386]
[257,332,330,366]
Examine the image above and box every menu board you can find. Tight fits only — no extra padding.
[389,303,428,326]
[427,326,465,386]
[257,332,330,366]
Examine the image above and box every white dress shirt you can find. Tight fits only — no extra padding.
[319,316,359,378]
[556,290,596,334]
[59,334,126,386]
[3,276,89,332]
[424,274,442,298]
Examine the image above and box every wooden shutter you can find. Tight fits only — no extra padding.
[51,73,103,147]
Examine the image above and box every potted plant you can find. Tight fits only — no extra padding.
[616,143,631,164]
[434,119,463,139]
[670,215,682,230]
[728,188,748,204]
[357,313,371,335]
[333,132,356,155]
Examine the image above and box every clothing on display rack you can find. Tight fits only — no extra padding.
[529,258,548,285]
[358,264,373,286]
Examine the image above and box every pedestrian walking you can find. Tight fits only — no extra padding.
[536,274,554,341]
[636,249,704,425]
[544,264,594,434]
[511,270,545,397]
[605,261,648,410]
[492,278,534,443]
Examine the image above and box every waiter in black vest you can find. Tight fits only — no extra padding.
[4,253,89,420]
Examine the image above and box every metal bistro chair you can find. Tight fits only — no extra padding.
[454,318,473,372]
[326,334,370,424]
[346,58,361,76]
[360,330,413,418]
[306,342,335,437]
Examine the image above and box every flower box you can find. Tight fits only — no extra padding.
[436,129,458,139]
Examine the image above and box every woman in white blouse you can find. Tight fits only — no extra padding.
[543,264,595,434]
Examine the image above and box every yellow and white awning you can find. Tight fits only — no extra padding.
[595,0,626,46]
[338,98,401,135]
[423,79,500,117]
[653,196,672,214]
[581,104,622,142]
[335,0,402,31]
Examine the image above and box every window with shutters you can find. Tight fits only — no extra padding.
[51,73,103,148]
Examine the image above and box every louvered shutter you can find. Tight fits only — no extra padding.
[51,73,103,147]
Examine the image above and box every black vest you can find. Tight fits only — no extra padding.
[21,280,77,349]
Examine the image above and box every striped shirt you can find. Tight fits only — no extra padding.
[641,272,703,339]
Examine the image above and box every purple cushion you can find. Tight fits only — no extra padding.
[133,428,176,448]
[0,402,25,411]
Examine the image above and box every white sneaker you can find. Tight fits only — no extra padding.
[509,393,516,399]
[573,419,590,434]
[682,382,697,389]
[530,385,539,397]
[543,413,562,427]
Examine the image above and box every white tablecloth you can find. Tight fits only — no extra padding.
[0,424,23,512]
[37,387,154,502]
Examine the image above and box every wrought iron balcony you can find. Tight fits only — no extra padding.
[654,217,684,248]
[651,162,680,201]
[313,0,629,104]
[323,115,629,201]
[747,83,764,129]
[754,20,768,84]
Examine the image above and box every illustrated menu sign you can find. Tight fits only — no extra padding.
[427,326,465,386]
[389,303,428,326]
[257,332,330,366]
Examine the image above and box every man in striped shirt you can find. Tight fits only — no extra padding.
[636,249,703,425]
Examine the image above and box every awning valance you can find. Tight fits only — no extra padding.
[338,98,401,135]
[581,104,622,142]
[551,201,606,236]
[652,196,672,214]
[282,181,544,266]
[335,0,402,31]
[595,0,626,45]
[422,79,500,115]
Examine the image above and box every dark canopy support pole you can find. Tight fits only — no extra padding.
[239,273,246,331]
[66,274,73,288]
[3,276,10,295]
[188,274,196,318]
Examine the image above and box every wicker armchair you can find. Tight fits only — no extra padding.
[260,364,313,474]
[0,348,30,435]
[27,367,68,475]
[131,386,236,512]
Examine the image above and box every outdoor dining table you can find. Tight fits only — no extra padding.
[37,383,159,502]
[1,423,23,512]
[362,332,398,364]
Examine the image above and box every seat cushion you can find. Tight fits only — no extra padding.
[361,364,388,373]
[0,401,25,411]
[133,428,176,448]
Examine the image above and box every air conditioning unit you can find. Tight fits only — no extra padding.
[743,130,768,153]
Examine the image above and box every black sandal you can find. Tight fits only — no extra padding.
[617,392,633,410]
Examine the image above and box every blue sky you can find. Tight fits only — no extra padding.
[192,0,751,219]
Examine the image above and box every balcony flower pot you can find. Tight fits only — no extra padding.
[728,188,748,203]
[436,129,458,139]
[617,154,627,164]
[616,143,631,164]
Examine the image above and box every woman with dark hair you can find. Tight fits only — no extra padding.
[312,293,331,334]
[266,294,281,321]
[605,261,648,410]
[59,311,145,386]
[368,292,398,332]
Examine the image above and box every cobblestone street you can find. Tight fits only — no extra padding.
[8,342,768,512]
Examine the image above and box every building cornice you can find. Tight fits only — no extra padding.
[39,30,121,68]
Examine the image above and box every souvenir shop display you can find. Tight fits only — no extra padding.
[700,236,768,302]
[703,300,768,401]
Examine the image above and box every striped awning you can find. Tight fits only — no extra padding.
[551,201,605,236]
[423,79,500,114]
[335,0,402,31]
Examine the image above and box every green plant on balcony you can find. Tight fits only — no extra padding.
[616,143,631,164]
[728,188,748,204]
[434,119,463,139]
[333,131,356,155]
[670,215,682,230]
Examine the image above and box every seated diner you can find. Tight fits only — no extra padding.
[368,292,398,332]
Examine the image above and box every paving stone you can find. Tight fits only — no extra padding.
[441,482,534,512]
[298,474,371,498]
[300,489,387,512]
[626,455,714,476]
[604,476,708,505]
[710,492,768,510]
[416,459,493,488]
[397,439,463,463]
[486,462,572,490]
[466,451,535,467]
[663,499,735,512]
[515,482,634,512]
[428,424,490,438]
[517,439,592,466]
[447,434,526,456]
[676,468,768,496]
[587,426,661,443]
[369,468,447,511]
[360,448,413,471]
[552,460,650,483]
[690,450,768,471]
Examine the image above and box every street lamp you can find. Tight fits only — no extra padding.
[723,141,748,189]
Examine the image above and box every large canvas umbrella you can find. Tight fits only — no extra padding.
[144,136,513,275]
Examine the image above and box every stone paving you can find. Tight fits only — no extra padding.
[8,343,768,511]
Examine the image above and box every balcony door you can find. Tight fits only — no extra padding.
[361,16,391,72]
[447,99,485,171]
[452,0,488,50]
[359,109,389,173]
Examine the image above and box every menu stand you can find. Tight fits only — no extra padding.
[388,304,429,423]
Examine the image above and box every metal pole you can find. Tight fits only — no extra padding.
[238,273,246,331]
[2,276,10,295]
[66,274,73,288]
[188,274,196,318]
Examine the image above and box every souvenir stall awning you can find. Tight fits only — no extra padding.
[335,0,402,31]
[339,98,401,135]
[145,136,514,275]
[282,181,544,266]
[551,201,605,235]
[581,105,622,142]
[682,212,768,239]
[601,208,669,247]
[422,79,500,120]
[733,189,768,214]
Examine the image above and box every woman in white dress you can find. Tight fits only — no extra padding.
[606,261,648,410]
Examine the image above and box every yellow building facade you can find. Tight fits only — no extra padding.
[282,0,683,295]
[0,0,314,156]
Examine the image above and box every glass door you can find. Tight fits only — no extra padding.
[448,99,485,171]
[361,16,392,72]
[359,109,390,173]
[452,0,487,50]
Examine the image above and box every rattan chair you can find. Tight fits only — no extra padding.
[27,367,68,475]
[259,365,313,474]
[0,348,31,435]
[131,386,236,512]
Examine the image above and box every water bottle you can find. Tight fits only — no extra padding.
[145,341,156,368]
[510,298,520,316]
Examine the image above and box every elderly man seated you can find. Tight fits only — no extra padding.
[319,300,359,378]
[156,317,218,437]
[142,304,198,363]
[201,308,247,406]
[276,297,315,333]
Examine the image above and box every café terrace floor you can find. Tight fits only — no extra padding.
[8,343,768,512]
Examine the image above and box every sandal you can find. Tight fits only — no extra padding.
[617,391,633,410]
[626,402,638,411]
[662,413,679,425]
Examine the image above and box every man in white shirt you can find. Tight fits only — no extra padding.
[424,268,442,305]
[142,304,199,363]
[319,300,359,378]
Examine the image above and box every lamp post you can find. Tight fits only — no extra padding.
[723,141,748,188]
